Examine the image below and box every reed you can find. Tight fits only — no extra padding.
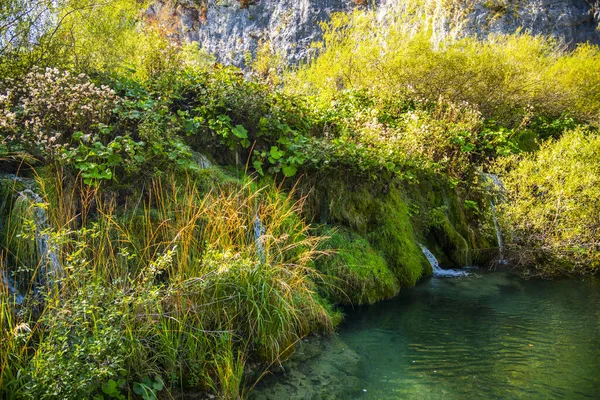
[0,168,338,399]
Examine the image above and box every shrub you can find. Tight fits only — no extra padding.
[288,9,600,126]
[497,128,600,275]
[1,67,117,160]
[1,68,197,185]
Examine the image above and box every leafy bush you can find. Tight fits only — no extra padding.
[27,282,129,400]
[1,67,118,160]
[288,9,600,126]
[1,68,196,185]
[498,128,600,275]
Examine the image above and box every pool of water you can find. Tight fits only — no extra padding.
[339,270,600,399]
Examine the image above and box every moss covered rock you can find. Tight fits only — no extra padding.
[427,207,470,267]
[315,227,398,305]
[367,187,430,287]
[307,177,430,289]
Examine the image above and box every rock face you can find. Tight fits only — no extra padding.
[176,0,364,67]
[175,0,600,67]
[381,0,600,47]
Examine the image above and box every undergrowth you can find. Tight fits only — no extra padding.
[0,170,338,399]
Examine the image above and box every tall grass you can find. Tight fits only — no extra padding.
[0,168,337,398]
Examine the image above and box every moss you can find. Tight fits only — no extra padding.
[427,207,470,267]
[315,226,398,305]
[194,166,241,194]
[326,180,375,233]
[367,187,430,287]
[302,176,430,288]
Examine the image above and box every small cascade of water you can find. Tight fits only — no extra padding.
[253,215,266,264]
[483,173,507,265]
[17,189,63,288]
[1,175,63,301]
[1,269,24,304]
[419,244,468,277]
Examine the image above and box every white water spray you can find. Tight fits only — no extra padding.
[419,244,468,277]
[253,215,266,264]
[0,269,24,304]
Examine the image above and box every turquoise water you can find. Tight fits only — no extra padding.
[339,271,600,399]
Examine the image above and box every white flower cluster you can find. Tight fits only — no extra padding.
[0,67,119,158]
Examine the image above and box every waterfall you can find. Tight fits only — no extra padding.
[16,189,63,289]
[1,269,24,304]
[419,244,468,277]
[253,215,266,264]
[483,173,506,264]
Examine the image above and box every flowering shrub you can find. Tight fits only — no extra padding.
[1,68,196,185]
[1,67,118,160]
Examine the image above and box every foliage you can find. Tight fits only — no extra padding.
[26,281,130,399]
[2,1,600,398]
[0,1,198,79]
[289,9,600,126]
[1,68,197,185]
[0,170,338,399]
[497,128,600,275]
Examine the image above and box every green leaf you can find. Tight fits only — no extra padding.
[281,164,298,177]
[253,160,264,175]
[269,146,284,160]
[102,380,117,392]
[184,118,197,134]
[152,376,164,391]
[132,382,144,396]
[276,136,291,146]
[232,124,248,139]
[461,143,475,153]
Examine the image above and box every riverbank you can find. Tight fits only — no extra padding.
[2,2,600,398]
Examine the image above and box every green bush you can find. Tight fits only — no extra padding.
[289,9,600,126]
[27,282,129,400]
[498,128,600,275]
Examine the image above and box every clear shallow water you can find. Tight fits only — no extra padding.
[339,271,600,399]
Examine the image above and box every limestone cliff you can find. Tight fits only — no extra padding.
[172,0,600,67]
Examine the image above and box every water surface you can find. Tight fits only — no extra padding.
[339,271,600,399]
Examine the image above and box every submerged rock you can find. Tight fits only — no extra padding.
[249,335,361,399]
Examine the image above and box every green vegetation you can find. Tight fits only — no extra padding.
[315,227,398,305]
[497,128,600,276]
[290,10,600,126]
[1,171,337,399]
[1,1,600,398]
